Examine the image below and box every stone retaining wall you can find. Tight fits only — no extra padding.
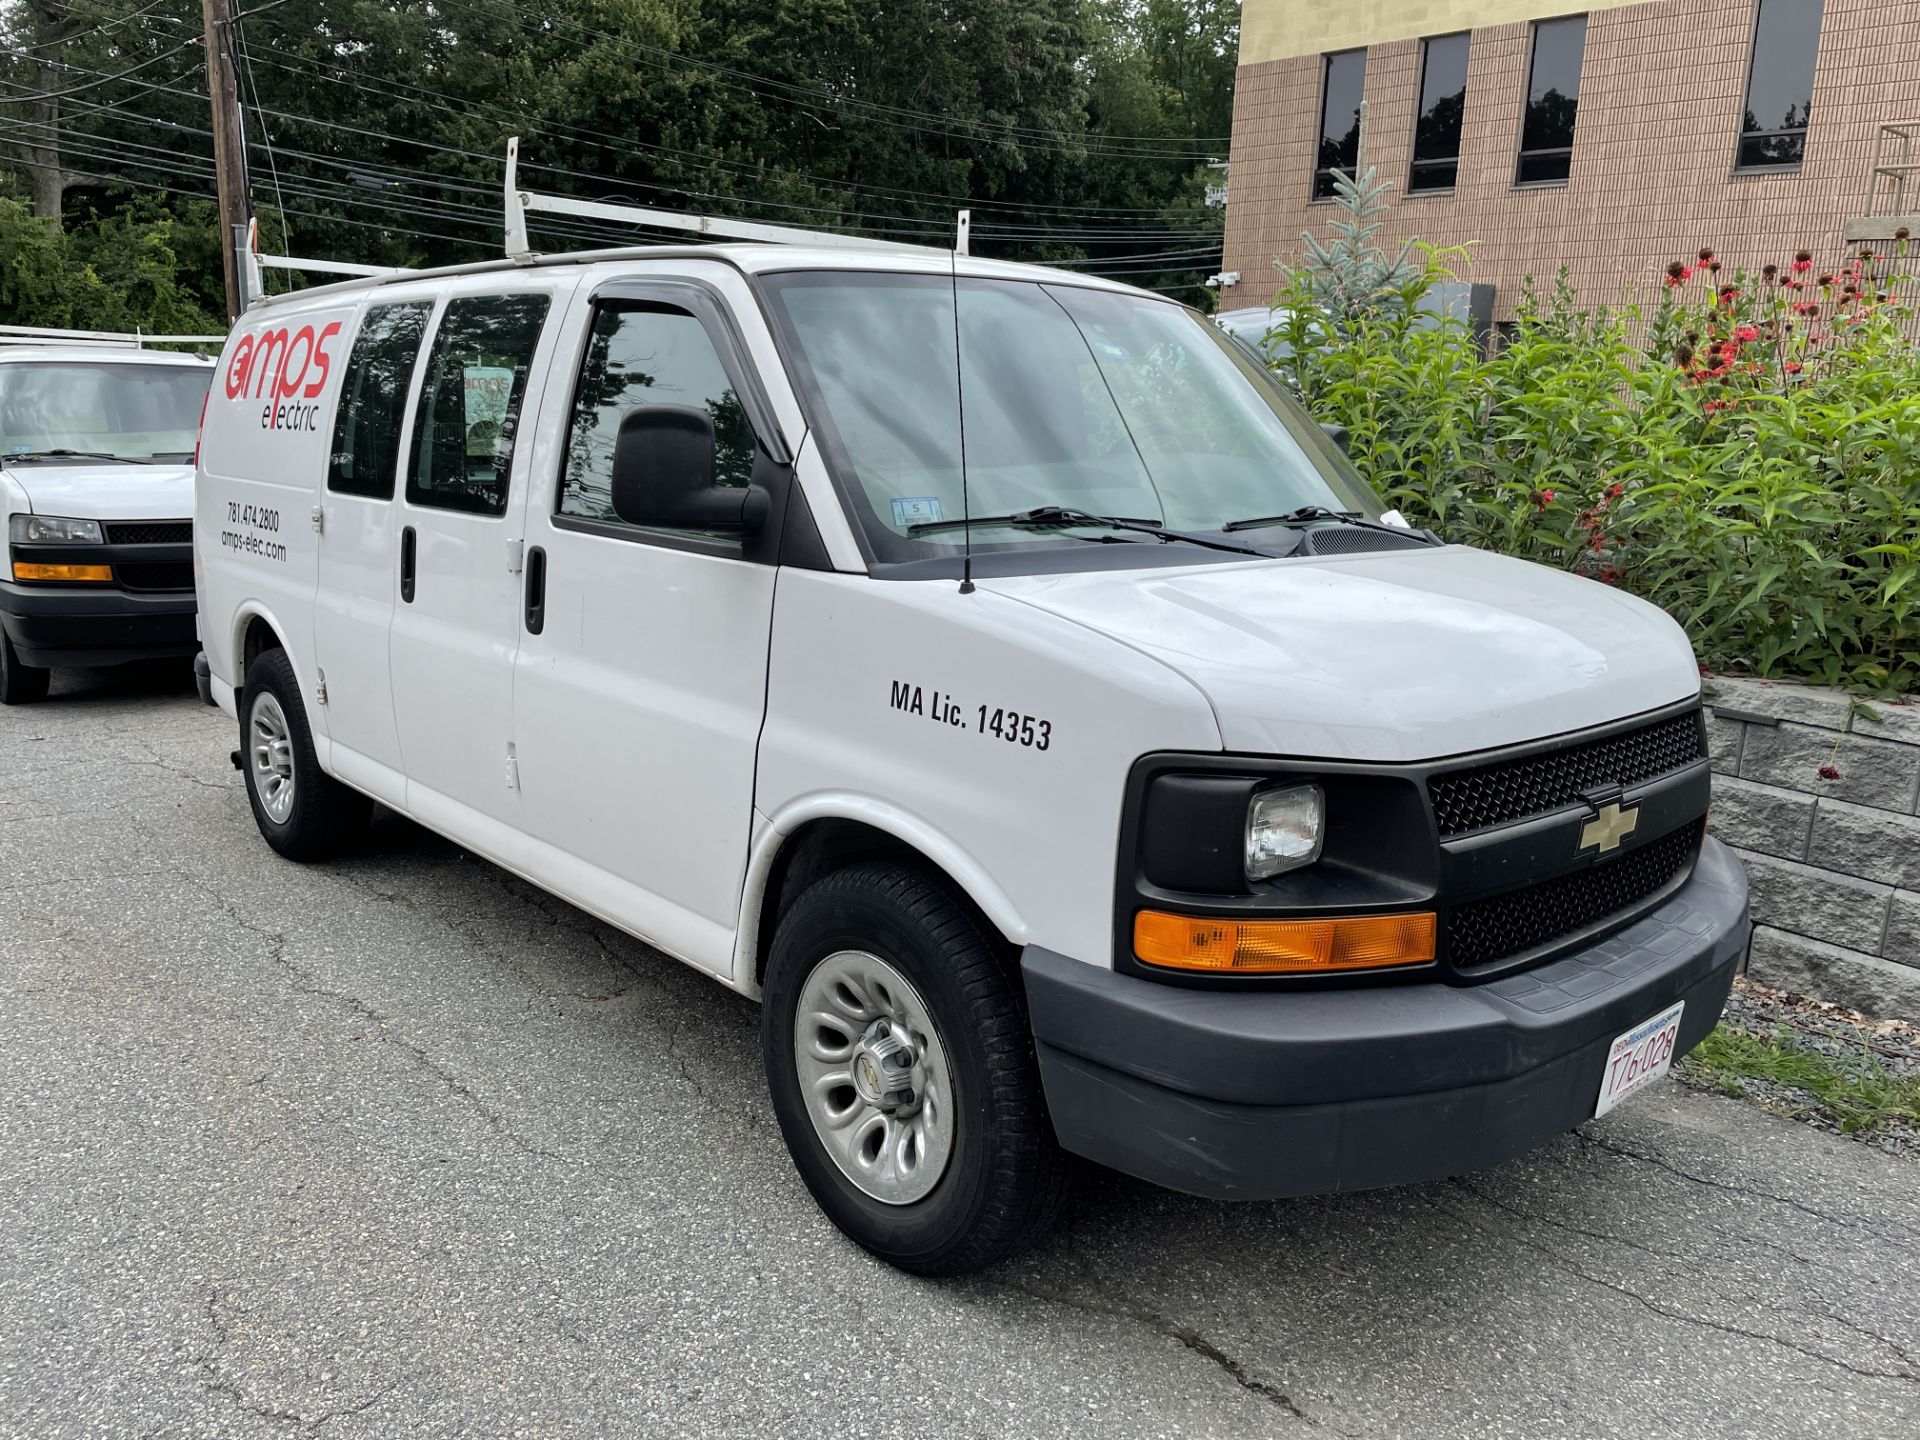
[1704,675,1920,1019]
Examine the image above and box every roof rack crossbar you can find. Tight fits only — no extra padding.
[503,136,956,259]
[240,218,415,308]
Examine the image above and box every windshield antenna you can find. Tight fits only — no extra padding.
[949,247,974,594]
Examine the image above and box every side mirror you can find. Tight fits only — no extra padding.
[610,404,768,534]
[1319,421,1351,455]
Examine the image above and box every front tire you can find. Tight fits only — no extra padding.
[0,633,49,705]
[762,860,1069,1275]
[241,648,371,860]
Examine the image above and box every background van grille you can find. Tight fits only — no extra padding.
[104,521,191,545]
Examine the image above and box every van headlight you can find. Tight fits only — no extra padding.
[10,514,104,544]
[1246,783,1324,880]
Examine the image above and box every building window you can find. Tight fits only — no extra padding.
[1314,50,1366,200]
[1738,0,1823,169]
[1410,33,1470,193]
[1515,15,1587,185]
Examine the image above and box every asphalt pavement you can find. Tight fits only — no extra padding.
[1,667,1916,1439]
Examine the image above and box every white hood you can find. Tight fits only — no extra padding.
[1,461,196,521]
[982,546,1700,763]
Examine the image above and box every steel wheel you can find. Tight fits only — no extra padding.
[794,949,955,1205]
[248,689,297,824]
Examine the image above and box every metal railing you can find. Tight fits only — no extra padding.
[1847,121,1920,242]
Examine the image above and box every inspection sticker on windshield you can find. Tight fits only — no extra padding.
[890,496,944,527]
[1594,1000,1685,1118]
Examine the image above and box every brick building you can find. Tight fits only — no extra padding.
[1221,0,1920,321]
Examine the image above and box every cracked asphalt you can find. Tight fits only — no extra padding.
[2,667,1917,1440]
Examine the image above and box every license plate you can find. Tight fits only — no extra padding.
[1594,1000,1686,1118]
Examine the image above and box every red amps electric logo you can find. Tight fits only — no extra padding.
[224,321,342,432]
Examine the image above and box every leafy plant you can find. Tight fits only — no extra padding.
[1268,240,1920,694]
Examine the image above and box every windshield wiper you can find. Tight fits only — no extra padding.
[3,449,150,464]
[1222,504,1435,542]
[910,505,1270,556]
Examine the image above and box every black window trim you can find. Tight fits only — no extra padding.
[1513,13,1588,189]
[1311,48,1368,203]
[326,297,435,502]
[1408,31,1470,196]
[402,289,555,522]
[544,275,794,564]
[1732,0,1821,175]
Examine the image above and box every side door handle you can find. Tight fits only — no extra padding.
[400,525,416,603]
[524,545,546,634]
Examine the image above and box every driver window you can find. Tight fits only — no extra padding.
[405,292,550,517]
[559,302,756,529]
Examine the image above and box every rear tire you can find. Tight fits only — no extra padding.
[762,860,1069,1275]
[241,648,371,860]
[0,633,49,705]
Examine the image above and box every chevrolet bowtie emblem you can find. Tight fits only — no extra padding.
[1579,801,1639,854]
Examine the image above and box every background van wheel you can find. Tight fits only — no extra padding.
[0,633,49,705]
[241,648,371,861]
[762,860,1069,1275]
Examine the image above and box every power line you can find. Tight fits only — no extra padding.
[0,35,203,101]
[227,35,1207,225]
[7,46,1222,249]
[437,0,1227,158]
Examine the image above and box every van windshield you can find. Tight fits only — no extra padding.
[0,362,211,463]
[758,272,1382,565]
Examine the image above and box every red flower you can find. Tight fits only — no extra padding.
[1793,257,1813,274]
[1597,565,1621,584]
[1534,489,1557,511]
[1784,360,1804,374]
[1735,324,1760,342]
[1608,482,1625,499]
[1818,763,1841,781]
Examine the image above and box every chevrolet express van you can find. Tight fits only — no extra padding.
[1,341,215,703]
[196,245,1750,1274]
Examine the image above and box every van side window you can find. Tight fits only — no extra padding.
[327,301,431,499]
[405,293,551,517]
[558,303,756,529]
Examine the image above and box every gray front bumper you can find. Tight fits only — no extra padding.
[1024,836,1751,1200]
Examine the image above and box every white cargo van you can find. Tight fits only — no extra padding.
[1,336,216,703]
[196,239,1749,1274]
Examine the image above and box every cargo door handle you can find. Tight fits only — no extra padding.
[400,525,416,603]
[524,545,546,634]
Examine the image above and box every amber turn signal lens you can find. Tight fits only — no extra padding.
[11,562,112,583]
[1134,909,1437,974]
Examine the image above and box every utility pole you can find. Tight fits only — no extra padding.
[201,0,250,318]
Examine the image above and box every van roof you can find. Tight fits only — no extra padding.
[248,242,1164,312]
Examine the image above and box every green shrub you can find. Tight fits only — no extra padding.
[1268,244,1920,694]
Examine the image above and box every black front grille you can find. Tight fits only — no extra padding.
[116,562,194,592]
[105,521,191,545]
[1428,710,1705,836]
[1447,823,1701,970]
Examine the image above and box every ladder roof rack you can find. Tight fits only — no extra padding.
[0,324,225,350]
[503,137,970,259]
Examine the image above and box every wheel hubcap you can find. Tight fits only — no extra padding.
[249,691,296,824]
[794,950,954,1205]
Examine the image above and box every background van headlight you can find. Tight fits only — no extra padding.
[1246,783,1324,880]
[10,514,104,544]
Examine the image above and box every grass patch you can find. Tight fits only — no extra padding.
[1685,1025,1920,1135]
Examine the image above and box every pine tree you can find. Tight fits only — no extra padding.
[1291,164,1420,334]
